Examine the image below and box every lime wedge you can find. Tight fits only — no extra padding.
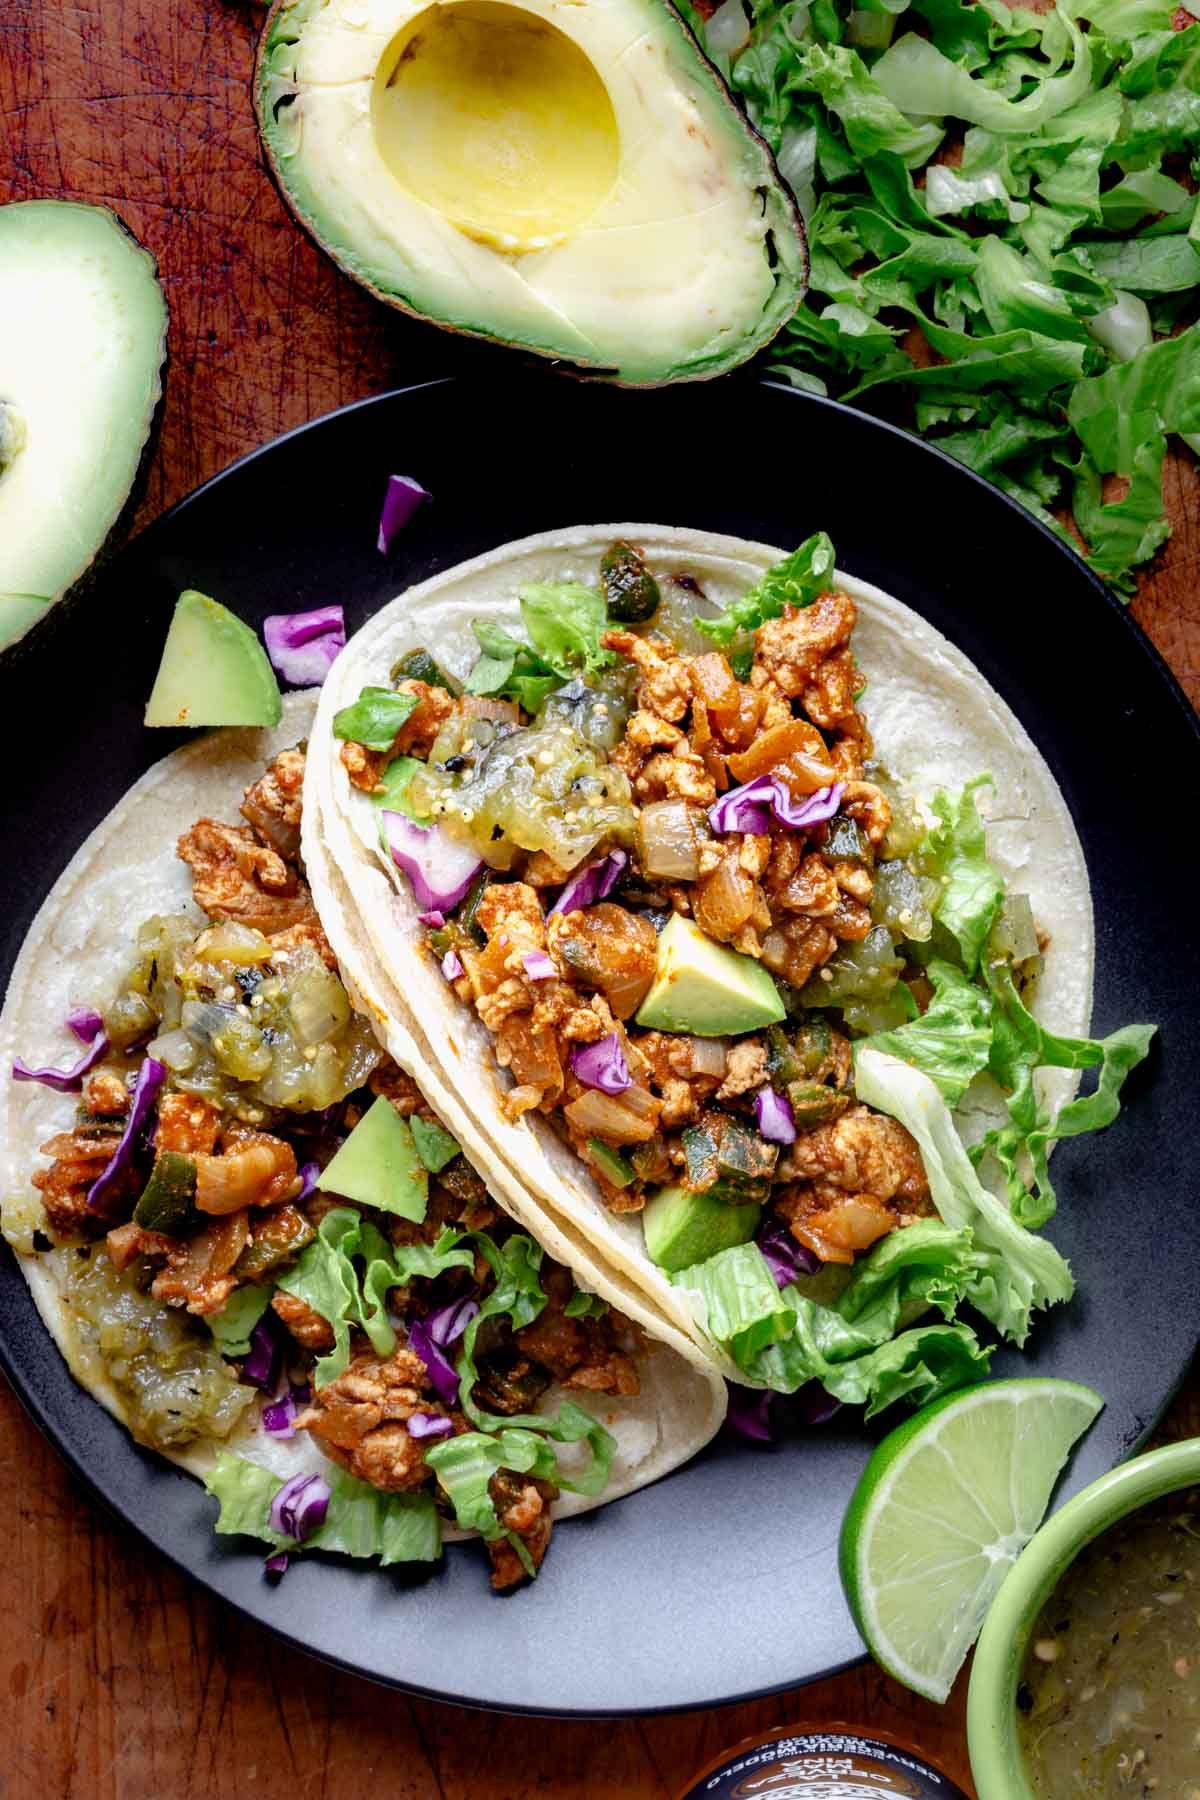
[840,1377,1103,1703]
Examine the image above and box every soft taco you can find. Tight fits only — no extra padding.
[0,691,726,1589]
[307,524,1154,1406]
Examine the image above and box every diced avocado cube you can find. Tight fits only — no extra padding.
[643,1183,761,1274]
[133,1151,198,1236]
[786,1082,852,1130]
[144,590,282,728]
[635,913,785,1037]
[681,1111,778,1203]
[319,1095,428,1222]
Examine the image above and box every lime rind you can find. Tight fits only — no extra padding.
[840,1377,1103,1703]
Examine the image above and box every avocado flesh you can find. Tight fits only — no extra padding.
[0,201,167,649]
[145,591,283,728]
[643,1183,761,1274]
[636,913,786,1036]
[258,0,807,385]
[319,1094,429,1221]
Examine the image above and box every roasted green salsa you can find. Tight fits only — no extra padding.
[62,1247,253,1450]
[1017,1487,1200,1796]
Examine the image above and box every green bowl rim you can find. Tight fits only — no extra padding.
[967,1437,1200,1799]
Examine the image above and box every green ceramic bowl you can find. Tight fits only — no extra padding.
[967,1437,1200,1799]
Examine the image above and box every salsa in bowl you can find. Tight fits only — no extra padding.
[968,1437,1200,1800]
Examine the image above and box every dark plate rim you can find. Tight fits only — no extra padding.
[0,373,1195,1718]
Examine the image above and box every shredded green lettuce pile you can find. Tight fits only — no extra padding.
[671,774,1155,1398]
[684,0,1200,594]
[207,1207,616,1572]
[204,1454,443,1565]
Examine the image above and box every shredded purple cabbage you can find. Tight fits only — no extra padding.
[522,951,555,981]
[789,1382,843,1428]
[549,849,627,916]
[377,474,430,554]
[261,1392,299,1438]
[262,604,345,688]
[709,778,844,837]
[269,1471,330,1541]
[754,1086,797,1145]
[382,810,483,913]
[86,1057,164,1209]
[66,1008,104,1044]
[295,1161,320,1207]
[756,1218,821,1289]
[726,1384,775,1443]
[569,1033,631,1095]
[243,1312,283,1392]
[408,1296,477,1408]
[408,1318,461,1405]
[13,1030,111,1094]
[426,1295,479,1347]
[407,1412,453,1440]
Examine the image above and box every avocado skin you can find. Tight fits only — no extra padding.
[0,200,168,653]
[254,0,808,386]
[643,1183,762,1273]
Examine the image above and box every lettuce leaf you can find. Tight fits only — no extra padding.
[921,778,1005,974]
[274,1207,474,1383]
[873,11,1092,130]
[696,533,837,647]
[465,583,612,711]
[206,1283,272,1357]
[676,1222,990,1414]
[695,0,1194,593]
[426,1401,616,1540]
[464,619,561,715]
[857,958,994,1103]
[975,962,1157,1227]
[753,1320,992,1417]
[518,582,612,677]
[204,1453,443,1565]
[854,1047,1075,1344]
[331,687,418,752]
[787,43,946,166]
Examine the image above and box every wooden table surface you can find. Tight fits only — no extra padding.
[2,3,1197,1795]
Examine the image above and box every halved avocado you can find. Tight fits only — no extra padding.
[0,201,167,650]
[256,0,807,385]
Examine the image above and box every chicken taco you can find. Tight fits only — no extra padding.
[0,692,726,1589]
[308,524,1154,1407]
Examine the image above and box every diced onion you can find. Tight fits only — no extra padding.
[638,800,701,880]
[564,1084,657,1144]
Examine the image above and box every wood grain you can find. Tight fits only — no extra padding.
[0,3,1196,1794]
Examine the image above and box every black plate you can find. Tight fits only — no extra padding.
[1,374,1196,1716]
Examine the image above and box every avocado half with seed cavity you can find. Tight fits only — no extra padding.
[256,0,808,384]
[0,201,168,651]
